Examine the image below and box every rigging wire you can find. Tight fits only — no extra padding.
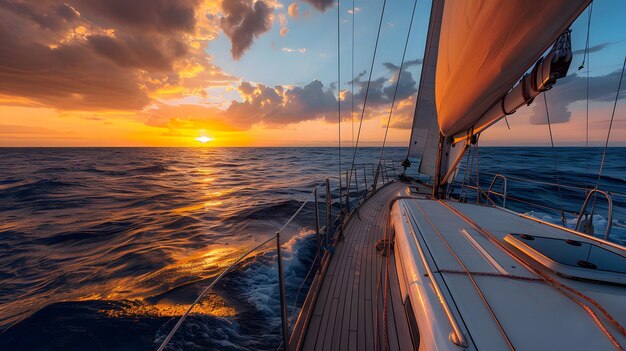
[338,0,343,214]
[578,2,594,71]
[351,0,355,151]
[543,92,567,226]
[376,0,419,179]
[346,0,388,193]
[589,56,626,217]
[460,144,474,201]
[475,138,481,203]
[581,2,594,189]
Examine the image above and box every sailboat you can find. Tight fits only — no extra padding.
[157,0,626,350]
[287,0,626,350]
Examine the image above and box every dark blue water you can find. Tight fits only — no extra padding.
[0,147,624,350]
[452,147,626,244]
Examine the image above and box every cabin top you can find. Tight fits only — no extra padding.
[392,193,626,350]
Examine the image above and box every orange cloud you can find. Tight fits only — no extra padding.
[288,2,299,19]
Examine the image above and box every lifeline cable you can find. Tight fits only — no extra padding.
[543,92,567,226]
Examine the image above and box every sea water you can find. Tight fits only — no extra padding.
[0,147,624,350]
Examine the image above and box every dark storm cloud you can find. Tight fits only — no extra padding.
[220,0,273,60]
[87,34,188,71]
[0,0,79,30]
[302,0,334,12]
[529,69,626,125]
[0,18,150,110]
[75,0,198,33]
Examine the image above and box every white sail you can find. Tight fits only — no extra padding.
[406,0,444,178]
[436,0,591,137]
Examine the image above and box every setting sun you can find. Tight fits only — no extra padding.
[195,136,213,143]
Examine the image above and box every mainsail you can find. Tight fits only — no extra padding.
[409,0,591,189]
[436,0,591,139]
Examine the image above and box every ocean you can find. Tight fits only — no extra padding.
[0,147,624,350]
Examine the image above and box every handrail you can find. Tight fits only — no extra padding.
[452,173,623,242]
[575,189,614,240]
[487,174,507,208]
[458,182,580,216]
[478,172,626,198]
[403,206,469,348]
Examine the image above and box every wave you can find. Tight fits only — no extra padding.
[0,230,319,351]
[0,179,81,198]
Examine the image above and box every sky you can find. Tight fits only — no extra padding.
[0,0,624,147]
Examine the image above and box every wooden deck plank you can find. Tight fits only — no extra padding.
[301,183,405,350]
[327,227,356,350]
[315,229,354,349]
[338,206,370,350]
[302,315,321,351]
[366,195,386,351]
[348,330,358,351]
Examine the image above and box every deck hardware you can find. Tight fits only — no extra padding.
[566,239,582,247]
[345,170,350,211]
[276,232,290,351]
[576,260,597,269]
[314,187,321,272]
[325,178,332,246]
[405,210,469,348]
[575,189,614,240]
[363,166,369,194]
[487,174,508,208]
[520,234,535,241]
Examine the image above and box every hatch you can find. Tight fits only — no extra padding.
[505,233,626,285]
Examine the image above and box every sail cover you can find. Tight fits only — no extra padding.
[436,0,591,137]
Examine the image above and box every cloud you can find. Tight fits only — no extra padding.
[144,103,237,132]
[281,47,306,53]
[220,0,274,60]
[529,69,626,125]
[278,13,288,37]
[288,2,299,18]
[146,79,338,131]
[76,0,198,33]
[350,59,421,108]
[0,124,64,134]
[226,80,338,126]
[143,57,424,135]
[572,39,626,55]
[302,0,333,12]
[0,0,235,111]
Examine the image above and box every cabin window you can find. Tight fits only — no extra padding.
[404,297,421,349]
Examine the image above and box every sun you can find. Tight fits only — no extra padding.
[195,136,213,143]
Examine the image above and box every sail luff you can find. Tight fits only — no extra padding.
[406,0,444,178]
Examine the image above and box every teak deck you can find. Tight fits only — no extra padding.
[294,182,414,351]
